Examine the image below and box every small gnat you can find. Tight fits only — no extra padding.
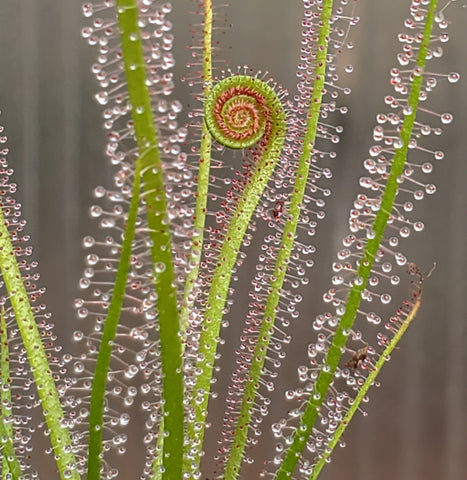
[345,344,369,369]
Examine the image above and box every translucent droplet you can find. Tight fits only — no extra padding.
[381,294,391,304]
[448,72,460,83]
[402,105,413,116]
[77,308,89,319]
[422,162,433,173]
[400,227,410,238]
[440,112,453,124]
[73,361,85,374]
[73,330,84,342]
[366,312,381,325]
[414,221,424,232]
[285,390,295,400]
[120,413,130,426]
[154,262,166,273]
[94,185,106,198]
[95,91,108,105]
[171,100,183,113]
[86,254,99,266]
[89,205,103,218]
[82,3,93,17]
[413,190,424,200]
[83,235,95,248]
[81,26,93,38]
[124,365,138,379]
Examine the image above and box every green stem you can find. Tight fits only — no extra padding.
[223,1,334,476]
[117,1,184,477]
[0,416,22,480]
[86,160,143,479]
[186,76,287,475]
[0,209,78,480]
[1,308,16,480]
[309,294,423,480]
[88,1,184,479]
[180,0,213,335]
[180,1,213,474]
[275,1,438,478]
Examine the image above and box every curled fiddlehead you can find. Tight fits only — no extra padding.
[184,72,287,477]
[204,75,280,149]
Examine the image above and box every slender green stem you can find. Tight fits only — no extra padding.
[0,209,78,480]
[88,1,184,479]
[186,77,287,474]
[276,2,438,478]
[180,1,213,474]
[223,2,334,477]
[309,293,423,480]
[150,417,165,480]
[117,1,184,477]
[0,416,21,480]
[180,0,213,335]
[86,160,143,478]
[1,308,16,480]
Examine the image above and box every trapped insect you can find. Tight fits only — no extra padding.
[345,344,369,369]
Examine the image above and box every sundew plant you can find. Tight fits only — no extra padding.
[0,0,463,479]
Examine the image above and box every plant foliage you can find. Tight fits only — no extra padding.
[0,0,460,479]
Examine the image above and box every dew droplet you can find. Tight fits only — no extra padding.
[414,221,424,232]
[73,330,84,342]
[422,162,433,173]
[440,112,453,124]
[381,293,392,304]
[73,361,85,374]
[400,227,410,238]
[154,262,166,273]
[95,91,108,105]
[124,365,139,379]
[82,3,93,17]
[448,72,460,83]
[89,205,103,218]
[77,308,89,319]
[82,235,95,248]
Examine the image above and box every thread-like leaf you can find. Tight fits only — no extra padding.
[0,416,22,480]
[185,74,287,475]
[223,1,335,476]
[275,1,439,478]
[309,288,423,480]
[87,1,184,479]
[179,0,213,334]
[0,308,20,480]
[86,151,144,479]
[0,208,78,479]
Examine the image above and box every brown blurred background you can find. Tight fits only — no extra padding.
[0,0,465,479]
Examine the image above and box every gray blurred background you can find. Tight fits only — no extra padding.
[0,0,465,479]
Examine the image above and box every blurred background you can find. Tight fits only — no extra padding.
[0,0,465,479]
